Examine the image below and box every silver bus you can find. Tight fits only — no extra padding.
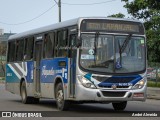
[6,17,147,111]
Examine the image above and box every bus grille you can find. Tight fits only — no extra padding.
[101,91,126,97]
[93,76,135,83]
[100,86,129,88]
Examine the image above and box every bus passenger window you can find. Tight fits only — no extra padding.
[43,33,54,58]
[16,40,24,61]
[8,41,16,62]
[24,37,34,60]
[56,30,68,57]
[68,34,77,58]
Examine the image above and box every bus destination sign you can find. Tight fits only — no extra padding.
[86,22,139,33]
[81,19,144,34]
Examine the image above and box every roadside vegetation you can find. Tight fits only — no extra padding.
[147,80,160,88]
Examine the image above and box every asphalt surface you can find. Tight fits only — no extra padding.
[0,84,159,119]
[147,87,160,100]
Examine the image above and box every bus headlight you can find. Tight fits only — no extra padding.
[132,79,146,89]
[77,75,96,89]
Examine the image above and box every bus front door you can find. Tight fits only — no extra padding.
[69,34,77,97]
[34,40,42,95]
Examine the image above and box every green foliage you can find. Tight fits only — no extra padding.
[147,30,160,62]
[121,0,160,62]
[108,13,125,18]
[121,0,160,19]
[147,81,160,88]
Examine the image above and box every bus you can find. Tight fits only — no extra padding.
[6,17,147,111]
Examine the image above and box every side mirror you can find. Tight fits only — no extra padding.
[76,36,82,47]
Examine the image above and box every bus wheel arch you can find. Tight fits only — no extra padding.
[20,79,33,104]
[54,77,69,111]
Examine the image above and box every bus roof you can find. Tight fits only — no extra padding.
[8,17,143,40]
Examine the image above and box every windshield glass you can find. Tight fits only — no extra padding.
[79,34,145,74]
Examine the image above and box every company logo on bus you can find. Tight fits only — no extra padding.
[111,84,117,90]
[42,66,54,78]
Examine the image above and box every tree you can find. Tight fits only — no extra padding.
[108,13,125,18]
[121,0,160,62]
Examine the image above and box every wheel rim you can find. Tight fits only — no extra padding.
[21,84,26,101]
[56,90,64,107]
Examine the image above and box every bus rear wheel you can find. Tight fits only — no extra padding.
[55,82,70,111]
[20,81,31,104]
[112,101,127,111]
[20,81,39,104]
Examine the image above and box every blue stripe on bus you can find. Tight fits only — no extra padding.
[6,65,20,83]
[40,58,68,83]
[6,58,68,84]
[98,75,142,87]
[84,73,92,81]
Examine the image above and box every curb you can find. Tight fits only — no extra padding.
[147,96,160,100]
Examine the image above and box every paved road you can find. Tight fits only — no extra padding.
[0,84,159,119]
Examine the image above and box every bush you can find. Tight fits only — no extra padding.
[147,81,160,88]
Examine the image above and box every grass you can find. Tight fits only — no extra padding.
[147,81,160,88]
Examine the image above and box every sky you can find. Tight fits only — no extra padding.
[0,0,129,33]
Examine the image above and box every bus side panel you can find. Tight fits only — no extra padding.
[25,61,34,83]
[5,61,35,96]
[6,63,21,95]
[25,61,34,96]
[40,58,68,98]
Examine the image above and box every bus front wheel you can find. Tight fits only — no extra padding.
[55,82,70,111]
[112,101,127,111]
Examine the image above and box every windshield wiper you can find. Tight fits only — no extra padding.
[119,34,132,54]
[118,34,132,65]
[94,32,99,66]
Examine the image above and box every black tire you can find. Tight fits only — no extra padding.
[112,101,127,111]
[20,81,33,104]
[32,98,40,104]
[55,82,70,111]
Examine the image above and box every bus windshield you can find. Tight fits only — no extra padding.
[79,33,145,74]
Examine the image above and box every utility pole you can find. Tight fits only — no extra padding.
[58,0,61,22]
[54,0,61,22]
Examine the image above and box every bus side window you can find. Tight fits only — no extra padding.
[16,40,24,61]
[8,41,16,62]
[43,32,54,58]
[54,32,58,57]
[24,37,34,60]
[56,30,68,57]
[68,34,77,58]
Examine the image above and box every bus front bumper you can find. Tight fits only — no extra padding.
[74,84,147,102]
